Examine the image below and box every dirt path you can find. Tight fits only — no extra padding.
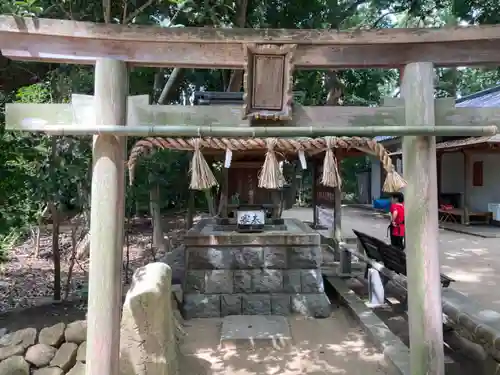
[180,311,393,375]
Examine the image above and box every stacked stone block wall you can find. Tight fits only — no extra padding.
[183,222,330,318]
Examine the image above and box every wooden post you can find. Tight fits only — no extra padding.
[437,153,442,198]
[86,58,128,375]
[402,62,445,375]
[332,152,343,265]
[220,167,229,219]
[186,189,194,229]
[463,151,471,225]
[311,160,318,228]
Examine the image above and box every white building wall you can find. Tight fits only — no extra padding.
[440,153,464,195]
[441,152,500,212]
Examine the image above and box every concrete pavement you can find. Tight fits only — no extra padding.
[283,206,500,312]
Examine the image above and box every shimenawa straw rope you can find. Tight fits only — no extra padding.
[258,138,285,189]
[189,138,218,190]
[321,137,342,188]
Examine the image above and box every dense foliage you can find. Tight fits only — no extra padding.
[1,0,500,256]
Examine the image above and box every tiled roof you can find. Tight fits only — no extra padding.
[456,85,500,107]
[390,135,500,155]
[374,136,395,141]
[375,85,500,143]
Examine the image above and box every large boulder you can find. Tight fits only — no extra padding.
[66,361,85,375]
[64,321,86,345]
[76,341,86,363]
[39,323,65,347]
[0,344,25,361]
[32,368,64,375]
[159,245,185,284]
[0,328,36,349]
[120,262,178,375]
[0,356,30,375]
[25,344,57,367]
[50,342,78,372]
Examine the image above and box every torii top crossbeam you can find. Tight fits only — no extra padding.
[2,15,500,68]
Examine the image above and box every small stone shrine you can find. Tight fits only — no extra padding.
[183,217,329,318]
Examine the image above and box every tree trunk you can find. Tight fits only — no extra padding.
[48,135,61,301]
[324,70,344,260]
[149,175,164,250]
[205,189,216,216]
[49,202,61,301]
[147,68,185,251]
[225,0,249,92]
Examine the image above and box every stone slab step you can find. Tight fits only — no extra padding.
[220,315,292,350]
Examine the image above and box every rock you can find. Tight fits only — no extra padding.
[205,270,233,294]
[64,321,86,344]
[251,269,283,293]
[263,247,287,269]
[76,341,86,362]
[0,355,29,375]
[183,294,221,319]
[300,269,325,293]
[242,294,271,315]
[50,342,78,372]
[120,263,178,375]
[233,270,252,293]
[32,368,64,375]
[291,293,331,318]
[67,361,85,375]
[39,323,65,347]
[271,294,291,315]
[283,270,301,293]
[232,247,264,269]
[221,294,242,316]
[25,344,57,367]
[160,245,185,284]
[0,344,25,361]
[0,328,36,349]
[288,246,321,269]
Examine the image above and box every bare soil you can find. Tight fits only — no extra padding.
[0,212,189,331]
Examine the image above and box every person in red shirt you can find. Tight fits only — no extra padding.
[389,192,405,249]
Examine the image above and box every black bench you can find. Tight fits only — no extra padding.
[347,230,455,310]
[352,229,454,287]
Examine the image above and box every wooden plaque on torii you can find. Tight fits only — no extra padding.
[243,44,296,122]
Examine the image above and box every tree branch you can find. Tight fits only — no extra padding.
[123,0,156,24]
[102,0,111,23]
[157,68,183,104]
[225,0,249,92]
[122,0,128,24]
[372,11,398,28]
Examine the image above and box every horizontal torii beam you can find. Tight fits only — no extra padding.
[8,124,497,137]
[6,97,500,135]
[2,16,500,68]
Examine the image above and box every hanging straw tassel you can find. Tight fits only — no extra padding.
[383,166,407,192]
[355,141,407,193]
[189,138,218,190]
[377,146,407,192]
[321,137,342,188]
[258,138,285,189]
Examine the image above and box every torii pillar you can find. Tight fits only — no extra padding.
[402,62,444,375]
[86,58,128,375]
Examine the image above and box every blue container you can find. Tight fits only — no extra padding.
[373,198,391,212]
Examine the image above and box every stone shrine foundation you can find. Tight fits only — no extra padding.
[182,218,330,318]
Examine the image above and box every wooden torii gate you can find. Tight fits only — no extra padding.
[3,15,500,375]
